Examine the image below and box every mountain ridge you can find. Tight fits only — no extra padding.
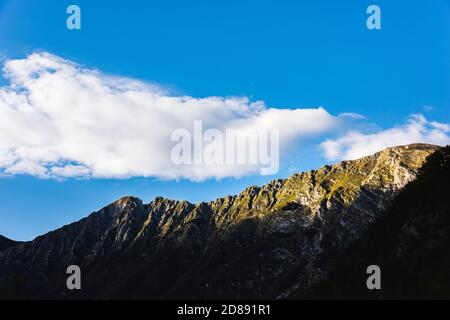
[2,143,438,244]
[0,236,18,251]
[313,145,450,299]
[0,143,440,299]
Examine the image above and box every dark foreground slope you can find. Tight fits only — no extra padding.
[314,146,450,299]
[0,144,438,299]
[0,236,17,251]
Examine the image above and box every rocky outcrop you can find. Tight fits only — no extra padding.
[0,144,438,299]
[313,145,450,299]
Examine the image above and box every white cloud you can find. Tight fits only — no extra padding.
[0,52,342,180]
[321,114,450,161]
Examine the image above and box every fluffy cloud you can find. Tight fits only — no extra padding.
[321,114,450,161]
[0,52,343,180]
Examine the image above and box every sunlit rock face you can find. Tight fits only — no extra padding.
[314,145,450,299]
[0,144,438,299]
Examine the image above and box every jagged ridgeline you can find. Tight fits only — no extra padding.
[313,145,450,299]
[0,144,440,299]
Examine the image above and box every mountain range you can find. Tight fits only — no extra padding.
[0,143,446,299]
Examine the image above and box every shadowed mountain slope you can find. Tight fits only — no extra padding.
[0,144,438,299]
[313,145,450,299]
[0,236,17,251]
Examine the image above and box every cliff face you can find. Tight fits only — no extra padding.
[0,144,438,299]
[313,146,450,299]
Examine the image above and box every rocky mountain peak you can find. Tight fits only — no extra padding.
[314,145,450,299]
[114,195,143,208]
[0,144,441,299]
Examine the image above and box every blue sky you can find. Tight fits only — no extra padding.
[0,0,449,240]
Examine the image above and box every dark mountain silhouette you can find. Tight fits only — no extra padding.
[312,145,450,299]
[0,144,441,299]
[0,236,17,251]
